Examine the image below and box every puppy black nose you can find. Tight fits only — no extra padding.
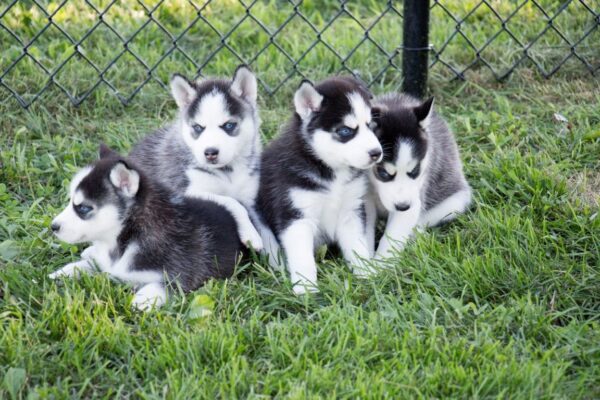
[51,223,60,232]
[368,149,382,162]
[204,147,219,162]
[395,203,410,212]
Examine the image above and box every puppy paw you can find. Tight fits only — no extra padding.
[292,281,319,295]
[132,283,166,311]
[48,261,90,280]
[240,226,264,251]
[80,246,96,260]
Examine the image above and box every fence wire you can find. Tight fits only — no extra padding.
[0,0,598,108]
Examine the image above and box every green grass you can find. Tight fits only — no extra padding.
[1,1,600,398]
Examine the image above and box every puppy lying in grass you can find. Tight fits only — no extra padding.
[49,145,244,310]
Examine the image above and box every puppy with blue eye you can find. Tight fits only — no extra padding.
[255,77,383,294]
[50,145,244,310]
[129,65,263,251]
[368,93,472,258]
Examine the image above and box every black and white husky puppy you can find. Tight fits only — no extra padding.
[256,77,383,294]
[49,145,243,310]
[369,93,472,258]
[129,66,263,250]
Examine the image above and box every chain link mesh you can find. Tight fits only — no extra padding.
[1,1,598,108]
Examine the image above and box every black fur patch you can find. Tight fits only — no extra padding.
[186,79,244,120]
[357,202,367,233]
[218,165,233,174]
[372,101,428,165]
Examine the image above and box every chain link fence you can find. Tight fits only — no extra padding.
[1,0,598,108]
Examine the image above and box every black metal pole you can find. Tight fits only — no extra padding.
[402,0,430,98]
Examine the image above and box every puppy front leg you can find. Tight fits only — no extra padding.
[337,208,375,277]
[132,282,167,311]
[376,202,421,259]
[188,192,263,251]
[279,220,318,294]
[80,245,96,260]
[49,259,94,280]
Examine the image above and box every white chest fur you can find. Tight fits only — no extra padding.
[185,164,258,207]
[290,170,367,242]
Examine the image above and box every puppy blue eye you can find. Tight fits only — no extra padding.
[407,163,421,179]
[74,204,93,217]
[335,126,356,141]
[221,121,237,134]
[191,124,204,139]
[336,126,353,138]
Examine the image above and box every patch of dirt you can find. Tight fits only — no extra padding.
[568,170,600,207]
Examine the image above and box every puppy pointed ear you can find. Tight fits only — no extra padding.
[170,74,196,109]
[371,103,387,121]
[294,80,323,120]
[230,65,257,106]
[369,106,384,133]
[414,97,434,126]
[99,143,119,159]
[109,162,140,198]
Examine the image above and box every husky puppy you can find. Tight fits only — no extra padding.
[369,93,472,258]
[129,66,263,250]
[49,145,244,310]
[256,77,383,294]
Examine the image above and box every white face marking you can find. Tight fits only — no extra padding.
[311,91,382,170]
[347,92,371,123]
[342,115,358,130]
[181,90,257,169]
[52,167,123,245]
[72,190,84,206]
[69,167,92,196]
[371,141,428,212]
[382,162,397,176]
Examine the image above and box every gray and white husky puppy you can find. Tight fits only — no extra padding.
[256,77,383,294]
[129,66,263,250]
[368,93,471,258]
[50,145,244,310]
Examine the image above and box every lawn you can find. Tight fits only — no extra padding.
[1,1,599,398]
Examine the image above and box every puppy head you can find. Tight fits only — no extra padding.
[294,76,382,170]
[370,97,433,212]
[170,66,259,169]
[51,145,140,244]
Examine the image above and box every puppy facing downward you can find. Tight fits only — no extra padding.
[129,65,263,250]
[256,77,383,294]
[369,93,471,258]
[50,145,244,310]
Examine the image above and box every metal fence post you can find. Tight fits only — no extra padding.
[402,0,431,98]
